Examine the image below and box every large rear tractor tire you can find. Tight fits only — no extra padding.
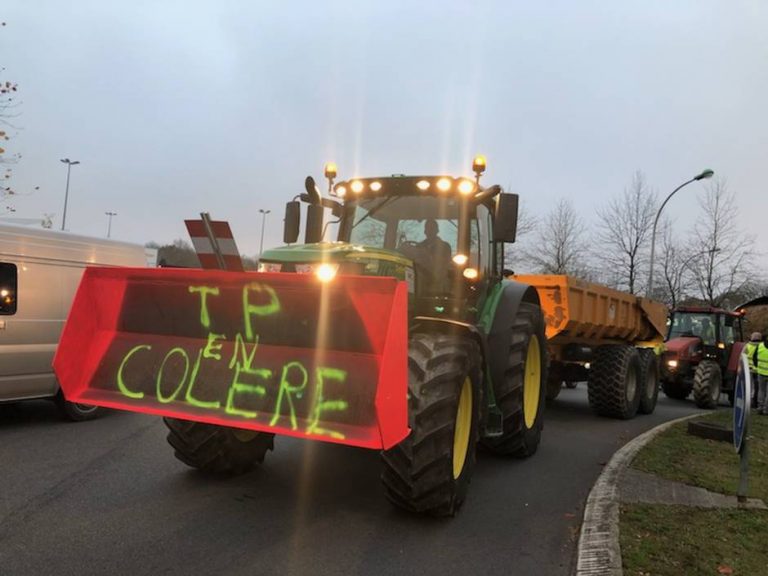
[164,418,274,474]
[381,333,482,516]
[637,349,659,415]
[692,360,722,409]
[661,379,692,400]
[587,345,642,419]
[482,302,548,457]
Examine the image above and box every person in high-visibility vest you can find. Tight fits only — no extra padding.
[746,332,762,409]
[756,334,768,415]
[746,333,761,371]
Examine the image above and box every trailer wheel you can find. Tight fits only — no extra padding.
[381,333,481,516]
[637,349,659,415]
[481,302,548,457]
[588,345,642,419]
[692,360,721,409]
[164,418,274,474]
[661,379,692,400]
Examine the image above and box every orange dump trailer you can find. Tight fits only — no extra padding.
[514,275,668,419]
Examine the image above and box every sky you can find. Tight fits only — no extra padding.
[2,1,767,266]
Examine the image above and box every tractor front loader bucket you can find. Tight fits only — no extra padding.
[53,268,409,449]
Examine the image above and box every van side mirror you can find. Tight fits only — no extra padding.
[493,193,519,243]
[305,204,324,244]
[284,201,300,244]
[0,263,18,315]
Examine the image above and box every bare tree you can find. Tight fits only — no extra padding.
[596,171,657,294]
[687,178,755,307]
[503,197,538,273]
[1,22,23,211]
[525,199,589,276]
[655,219,691,308]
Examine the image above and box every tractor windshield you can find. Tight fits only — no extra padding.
[344,196,479,262]
[668,312,717,345]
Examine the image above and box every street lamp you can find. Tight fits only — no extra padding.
[60,158,80,231]
[105,211,117,238]
[647,169,714,297]
[258,209,271,258]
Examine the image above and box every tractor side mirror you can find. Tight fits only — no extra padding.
[493,193,519,243]
[724,316,734,327]
[284,201,300,244]
[305,204,324,244]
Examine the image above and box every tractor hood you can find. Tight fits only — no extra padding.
[664,336,701,359]
[261,242,412,267]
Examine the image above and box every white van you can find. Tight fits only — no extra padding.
[0,224,153,420]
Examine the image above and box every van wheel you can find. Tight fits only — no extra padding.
[55,390,101,421]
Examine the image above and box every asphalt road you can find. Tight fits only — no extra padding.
[0,387,702,576]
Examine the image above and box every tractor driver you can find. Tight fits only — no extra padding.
[699,317,716,345]
[417,219,452,293]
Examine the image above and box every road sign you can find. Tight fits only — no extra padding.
[185,216,244,272]
[733,353,751,453]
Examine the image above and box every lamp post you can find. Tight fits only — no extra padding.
[647,169,714,297]
[105,211,117,238]
[60,158,80,231]
[258,209,271,258]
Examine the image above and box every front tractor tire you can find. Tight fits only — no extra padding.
[545,363,563,401]
[381,333,482,516]
[482,302,548,457]
[164,418,274,475]
[588,345,642,419]
[692,360,722,409]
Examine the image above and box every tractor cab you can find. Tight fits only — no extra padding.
[666,307,744,357]
[661,306,746,407]
[262,157,520,321]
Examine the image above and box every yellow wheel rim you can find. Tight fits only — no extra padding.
[452,376,473,480]
[523,335,542,429]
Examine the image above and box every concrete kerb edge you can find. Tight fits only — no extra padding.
[574,413,702,576]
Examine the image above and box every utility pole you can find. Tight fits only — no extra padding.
[259,209,271,258]
[105,211,117,238]
[60,158,80,231]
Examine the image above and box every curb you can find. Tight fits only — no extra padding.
[574,413,702,576]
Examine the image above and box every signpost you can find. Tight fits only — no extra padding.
[733,353,752,505]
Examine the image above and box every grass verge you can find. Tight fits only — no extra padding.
[621,505,768,576]
[631,409,768,501]
[620,409,768,575]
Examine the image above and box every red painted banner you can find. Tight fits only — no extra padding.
[53,268,409,449]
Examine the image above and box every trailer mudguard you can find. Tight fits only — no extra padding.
[53,268,409,450]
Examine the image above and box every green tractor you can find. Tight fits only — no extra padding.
[251,158,548,514]
[54,157,548,517]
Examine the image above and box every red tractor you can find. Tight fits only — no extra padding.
[660,307,745,408]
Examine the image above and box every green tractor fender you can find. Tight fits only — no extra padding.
[412,280,542,435]
[482,280,542,414]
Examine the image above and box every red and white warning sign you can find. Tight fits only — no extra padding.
[185,217,244,272]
